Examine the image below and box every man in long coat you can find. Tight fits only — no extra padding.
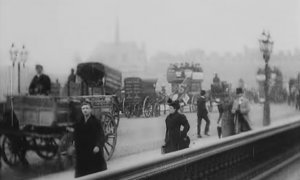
[74,101,107,178]
[29,64,51,95]
[197,90,210,137]
[232,88,252,133]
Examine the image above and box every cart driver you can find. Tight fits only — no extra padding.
[29,64,51,95]
[213,73,220,84]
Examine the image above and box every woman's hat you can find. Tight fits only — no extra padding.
[236,87,244,94]
[167,98,180,110]
[200,90,206,96]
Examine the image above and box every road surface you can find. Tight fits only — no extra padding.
[0,103,299,180]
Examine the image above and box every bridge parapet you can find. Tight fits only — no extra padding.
[82,117,300,180]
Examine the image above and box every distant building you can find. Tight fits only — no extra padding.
[89,19,147,78]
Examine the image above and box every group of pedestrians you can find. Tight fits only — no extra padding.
[203,87,252,139]
[162,87,252,155]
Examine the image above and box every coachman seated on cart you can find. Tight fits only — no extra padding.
[29,64,51,95]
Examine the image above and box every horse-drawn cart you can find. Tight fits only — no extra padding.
[0,62,122,167]
[122,77,159,118]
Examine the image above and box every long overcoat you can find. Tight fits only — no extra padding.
[231,96,252,133]
[164,111,190,153]
[74,115,107,178]
[221,100,235,137]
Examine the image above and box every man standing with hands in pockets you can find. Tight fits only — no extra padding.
[197,90,211,138]
[74,100,107,178]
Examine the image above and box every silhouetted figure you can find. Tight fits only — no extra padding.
[29,64,51,95]
[217,96,235,138]
[68,68,76,83]
[213,73,220,84]
[197,90,210,138]
[163,99,190,153]
[67,68,76,96]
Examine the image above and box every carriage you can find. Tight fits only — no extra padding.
[0,62,122,167]
[166,63,204,112]
[208,80,231,112]
[122,77,160,118]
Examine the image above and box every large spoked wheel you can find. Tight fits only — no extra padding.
[133,103,142,117]
[112,103,120,127]
[1,135,24,166]
[124,103,132,118]
[100,112,117,161]
[57,132,75,168]
[143,96,153,118]
[153,103,160,117]
[35,137,58,160]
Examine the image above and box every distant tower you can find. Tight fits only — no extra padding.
[115,17,120,45]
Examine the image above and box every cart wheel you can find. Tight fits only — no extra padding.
[134,103,142,117]
[57,132,74,156]
[153,103,160,117]
[112,103,120,127]
[1,135,23,166]
[57,132,75,168]
[100,112,117,161]
[35,137,58,160]
[143,96,153,118]
[124,104,132,118]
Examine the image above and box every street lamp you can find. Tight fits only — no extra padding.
[258,31,274,126]
[9,43,28,94]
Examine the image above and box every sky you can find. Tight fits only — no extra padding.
[0,0,300,73]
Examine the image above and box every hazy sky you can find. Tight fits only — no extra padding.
[0,0,299,73]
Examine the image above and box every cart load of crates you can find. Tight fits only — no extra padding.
[122,77,160,118]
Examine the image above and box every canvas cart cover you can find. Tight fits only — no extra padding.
[77,62,122,93]
[142,79,157,94]
[77,62,105,86]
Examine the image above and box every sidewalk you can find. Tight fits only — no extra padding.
[34,135,220,180]
[34,114,300,180]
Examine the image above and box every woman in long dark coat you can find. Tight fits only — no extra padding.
[74,101,107,178]
[217,96,235,138]
[164,100,190,153]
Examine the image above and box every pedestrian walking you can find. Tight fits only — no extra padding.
[232,88,252,134]
[217,96,235,138]
[162,99,190,154]
[74,100,107,178]
[197,90,210,138]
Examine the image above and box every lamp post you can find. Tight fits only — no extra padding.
[258,31,274,126]
[9,44,28,94]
